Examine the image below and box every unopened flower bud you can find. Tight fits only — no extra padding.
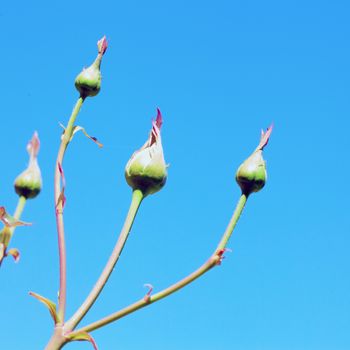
[75,36,108,98]
[125,109,167,196]
[14,132,42,199]
[236,125,273,196]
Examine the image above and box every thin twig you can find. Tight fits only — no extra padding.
[65,189,144,331]
[69,193,248,334]
[55,96,85,323]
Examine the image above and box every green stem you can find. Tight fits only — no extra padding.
[13,195,27,220]
[55,96,85,324]
[0,196,27,262]
[65,189,144,331]
[216,193,248,251]
[69,193,248,334]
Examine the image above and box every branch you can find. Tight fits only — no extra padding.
[69,193,248,334]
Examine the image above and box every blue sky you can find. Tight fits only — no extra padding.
[0,0,349,349]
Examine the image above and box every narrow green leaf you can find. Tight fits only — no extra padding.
[29,291,60,324]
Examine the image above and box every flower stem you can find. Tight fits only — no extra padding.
[69,193,248,334]
[216,193,248,251]
[0,196,27,263]
[65,189,144,331]
[55,96,85,324]
[13,195,27,220]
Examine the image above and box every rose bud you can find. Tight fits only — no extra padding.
[75,36,108,98]
[14,132,42,199]
[236,125,273,196]
[125,109,167,196]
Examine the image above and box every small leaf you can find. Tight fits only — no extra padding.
[7,248,20,262]
[66,331,98,350]
[29,291,60,325]
[73,126,103,148]
[0,207,32,227]
[256,124,273,151]
[60,123,103,148]
[27,131,40,158]
[97,36,108,55]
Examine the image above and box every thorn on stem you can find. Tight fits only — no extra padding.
[216,248,232,265]
[143,283,154,302]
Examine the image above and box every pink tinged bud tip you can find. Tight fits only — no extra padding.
[256,124,273,151]
[97,36,108,55]
[155,108,163,129]
[150,108,163,145]
[27,131,40,158]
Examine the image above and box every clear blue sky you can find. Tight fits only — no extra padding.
[0,0,349,349]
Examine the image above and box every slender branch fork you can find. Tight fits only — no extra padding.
[48,83,250,348]
[46,90,250,349]
[68,193,248,335]
[54,96,85,323]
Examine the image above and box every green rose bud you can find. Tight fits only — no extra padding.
[75,36,108,98]
[14,132,42,199]
[125,109,168,196]
[236,125,273,196]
